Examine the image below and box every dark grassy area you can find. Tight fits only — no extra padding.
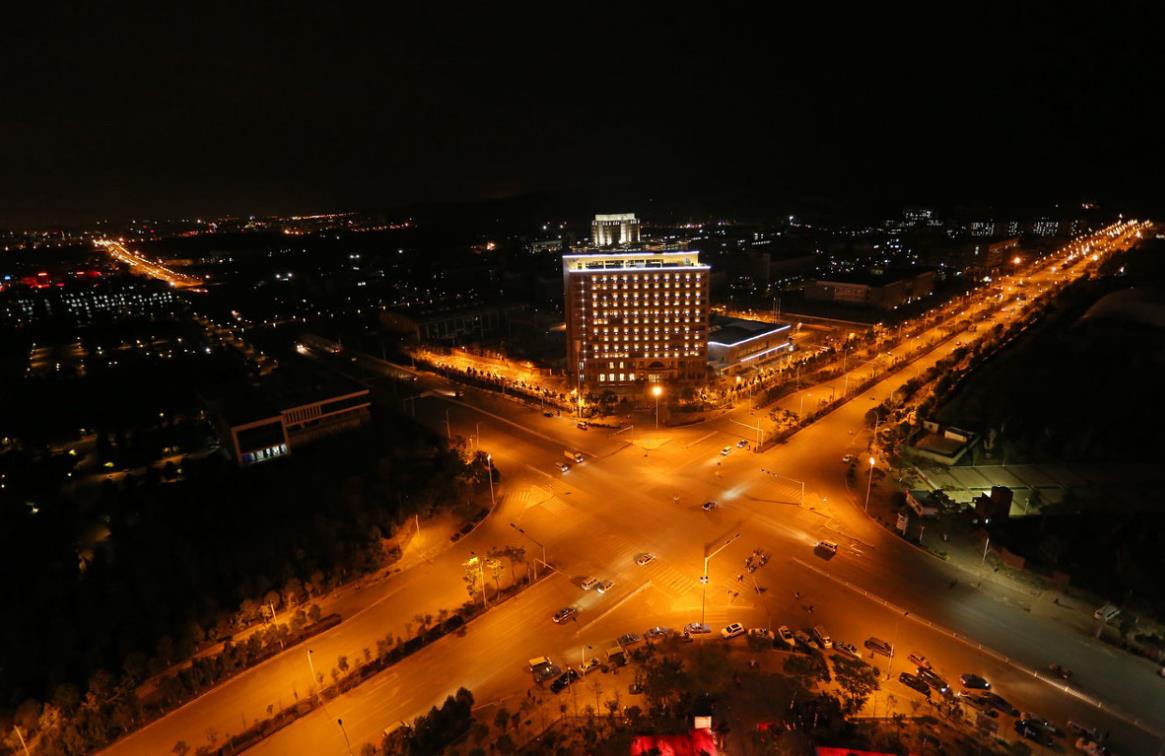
[937,239,1165,463]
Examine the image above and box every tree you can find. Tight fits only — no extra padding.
[337,655,350,674]
[51,683,81,716]
[494,706,511,733]
[307,603,322,623]
[173,740,191,756]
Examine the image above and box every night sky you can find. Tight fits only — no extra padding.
[2,4,1161,226]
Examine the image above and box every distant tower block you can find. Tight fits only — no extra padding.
[591,213,641,247]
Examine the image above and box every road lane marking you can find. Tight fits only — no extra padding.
[575,580,653,635]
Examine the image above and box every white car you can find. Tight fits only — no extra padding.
[776,626,796,648]
[579,577,599,591]
[842,454,855,464]
[596,579,615,594]
[579,656,601,675]
[721,622,746,639]
[816,540,839,555]
[635,553,656,566]
[720,446,731,457]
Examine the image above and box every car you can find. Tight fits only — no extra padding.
[917,667,950,695]
[720,446,731,456]
[617,633,643,647]
[908,654,932,669]
[549,668,580,694]
[596,579,615,594]
[543,410,554,418]
[702,500,717,511]
[534,663,562,684]
[576,421,589,430]
[736,439,749,448]
[776,626,796,648]
[635,553,656,566]
[747,627,774,641]
[865,637,895,657]
[793,630,814,648]
[527,656,552,672]
[557,461,571,472]
[815,540,839,556]
[579,577,599,591]
[1015,720,1055,747]
[957,692,998,717]
[980,692,1019,717]
[834,641,861,659]
[960,673,991,690]
[579,657,601,675]
[1020,714,1060,738]
[899,672,931,696]
[645,626,672,641]
[721,622,746,639]
[811,625,833,649]
[842,454,855,464]
[571,452,585,463]
[684,622,712,635]
[552,607,577,624]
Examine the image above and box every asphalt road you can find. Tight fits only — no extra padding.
[99,222,1157,755]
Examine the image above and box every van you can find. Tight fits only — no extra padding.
[580,577,599,591]
[528,656,551,672]
[811,625,833,649]
[1093,604,1120,623]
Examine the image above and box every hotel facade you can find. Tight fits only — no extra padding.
[563,250,710,394]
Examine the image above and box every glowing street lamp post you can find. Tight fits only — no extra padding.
[864,456,876,512]
[652,385,663,428]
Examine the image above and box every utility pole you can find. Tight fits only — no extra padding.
[445,409,452,442]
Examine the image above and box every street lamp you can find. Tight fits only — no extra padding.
[701,532,741,625]
[486,453,495,509]
[651,385,663,428]
[509,522,547,580]
[465,553,487,608]
[864,456,876,512]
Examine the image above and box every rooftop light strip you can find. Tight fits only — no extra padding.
[708,324,791,347]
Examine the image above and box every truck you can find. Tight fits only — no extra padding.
[564,449,585,464]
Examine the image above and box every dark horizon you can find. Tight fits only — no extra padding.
[3,4,1162,227]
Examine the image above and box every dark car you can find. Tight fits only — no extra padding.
[960,673,990,690]
[917,667,950,695]
[981,692,1019,717]
[899,672,931,696]
[549,668,580,694]
[865,637,894,657]
[1015,720,1055,747]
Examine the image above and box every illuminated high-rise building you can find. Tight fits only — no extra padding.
[563,250,710,393]
[591,213,641,247]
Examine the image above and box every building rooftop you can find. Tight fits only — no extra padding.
[208,367,368,427]
[708,315,791,347]
[562,250,705,272]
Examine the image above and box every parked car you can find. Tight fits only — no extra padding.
[899,672,931,696]
[645,626,672,641]
[617,633,643,648]
[579,577,599,591]
[550,668,580,694]
[776,626,796,648]
[957,693,997,716]
[917,667,950,695]
[721,622,746,639]
[980,692,1019,717]
[579,657,601,675]
[865,637,894,657]
[1015,719,1056,747]
[1019,714,1060,738]
[552,607,577,624]
[960,673,991,690]
[527,656,551,672]
[534,663,562,684]
[684,622,712,635]
[747,627,774,641]
[576,421,589,430]
[834,641,861,659]
[543,410,554,417]
[635,553,656,566]
[908,653,932,669]
[793,630,814,648]
[811,625,833,649]
[596,579,615,594]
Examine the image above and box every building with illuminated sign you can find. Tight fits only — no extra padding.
[591,213,641,247]
[563,250,710,394]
